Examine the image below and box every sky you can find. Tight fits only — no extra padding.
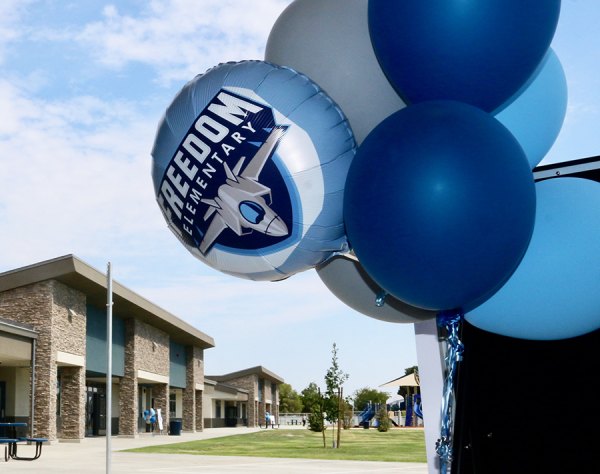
[0,0,598,401]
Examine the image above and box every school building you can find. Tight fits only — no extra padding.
[0,255,282,441]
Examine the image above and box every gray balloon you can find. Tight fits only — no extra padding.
[317,255,436,324]
[265,0,405,145]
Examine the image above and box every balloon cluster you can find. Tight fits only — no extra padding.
[152,0,600,341]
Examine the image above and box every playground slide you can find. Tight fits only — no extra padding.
[358,405,376,425]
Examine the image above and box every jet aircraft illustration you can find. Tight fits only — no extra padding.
[199,126,289,254]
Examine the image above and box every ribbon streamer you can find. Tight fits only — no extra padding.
[435,311,464,474]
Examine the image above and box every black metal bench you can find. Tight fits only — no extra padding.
[259,423,280,429]
[0,439,18,462]
[4,438,48,461]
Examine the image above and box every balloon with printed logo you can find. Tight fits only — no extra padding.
[151,61,355,281]
[344,101,536,312]
[317,254,436,324]
[467,178,600,340]
[494,49,568,169]
[265,0,405,145]
[368,0,561,112]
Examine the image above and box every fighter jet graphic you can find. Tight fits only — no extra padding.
[198,126,289,255]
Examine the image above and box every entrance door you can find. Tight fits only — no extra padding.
[85,390,94,436]
[85,386,106,436]
[138,386,153,432]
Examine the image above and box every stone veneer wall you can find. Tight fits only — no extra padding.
[59,366,86,439]
[271,384,280,422]
[183,346,204,432]
[134,320,169,375]
[222,375,257,427]
[195,390,203,430]
[0,281,86,441]
[119,319,137,436]
[119,319,170,436]
[52,282,87,441]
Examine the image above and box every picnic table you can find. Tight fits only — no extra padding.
[0,423,47,461]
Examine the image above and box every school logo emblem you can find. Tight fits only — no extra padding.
[157,89,293,255]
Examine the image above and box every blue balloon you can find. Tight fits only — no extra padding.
[151,61,355,281]
[494,49,568,169]
[467,178,600,340]
[368,0,561,112]
[344,101,536,312]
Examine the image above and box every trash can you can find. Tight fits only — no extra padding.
[169,419,182,436]
[225,417,237,427]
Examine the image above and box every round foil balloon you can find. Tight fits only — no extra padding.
[151,61,355,281]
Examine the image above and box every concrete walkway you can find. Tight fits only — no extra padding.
[2,427,428,473]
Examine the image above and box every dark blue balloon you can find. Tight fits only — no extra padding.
[368,0,561,112]
[344,101,536,312]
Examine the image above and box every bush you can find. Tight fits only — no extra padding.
[376,407,391,432]
[343,406,354,430]
[308,408,325,432]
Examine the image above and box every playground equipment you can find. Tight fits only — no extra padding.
[357,403,376,428]
[380,372,422,427]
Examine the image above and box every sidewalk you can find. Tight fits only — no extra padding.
[3,427,428,473]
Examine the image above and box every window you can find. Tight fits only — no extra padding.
[258,379,264,402]
[216,400,221,418]
[169,393,176,418]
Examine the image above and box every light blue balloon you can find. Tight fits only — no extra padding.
[494,49,567,169]
[467,178,600,340]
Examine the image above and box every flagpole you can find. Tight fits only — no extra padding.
[106,262,113,474]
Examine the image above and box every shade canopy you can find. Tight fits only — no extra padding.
[380,372,420,388]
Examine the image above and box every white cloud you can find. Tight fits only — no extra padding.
[0,0,34,64]
[76,0,292,85]
[0,78,166,268]
[135,269,345,332]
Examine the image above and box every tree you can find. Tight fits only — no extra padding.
[353,387,390,411]
[404,365,418,376]
[279,383,302,413]
[300,382,321,413]
[397,366,420,399]
[324,342,349,448]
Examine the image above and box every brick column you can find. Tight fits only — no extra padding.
[183,346,196,432]
[119,319,138,436]
[273,385,279,423]
[59,366,85,440]
[183,346,204,432]
[195,390,203,431]
[152,383,169,432]
[33,346,56,440]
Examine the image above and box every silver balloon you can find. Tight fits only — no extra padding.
[265,0,405,145]
[317,254,436,324]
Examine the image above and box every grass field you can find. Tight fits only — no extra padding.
[126,428,427,463]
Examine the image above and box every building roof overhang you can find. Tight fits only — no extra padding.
[207,365,284,384]
[0,255,214,349]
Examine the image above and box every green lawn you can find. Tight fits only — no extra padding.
[126,428,427,463]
